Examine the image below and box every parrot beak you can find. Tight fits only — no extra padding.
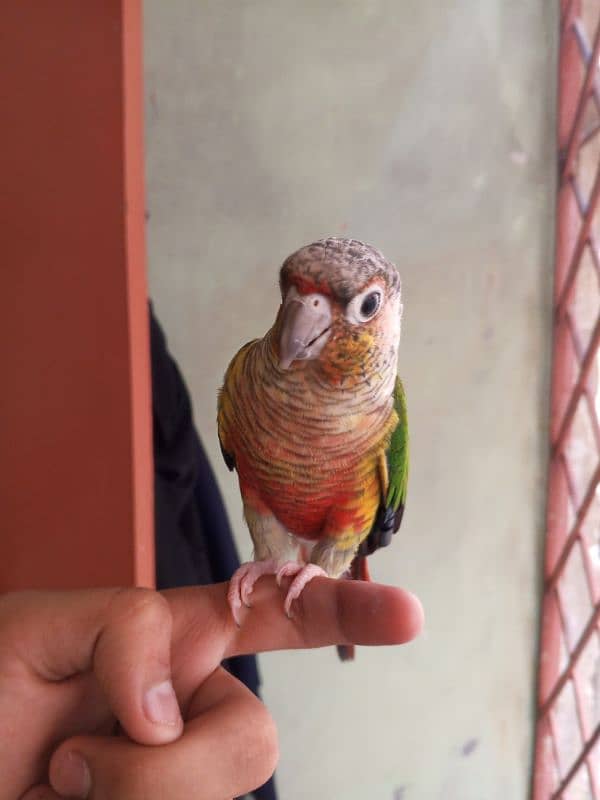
[278,294,332,370]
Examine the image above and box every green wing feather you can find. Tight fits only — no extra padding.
[358,376,409,557]
[385,376,409,527]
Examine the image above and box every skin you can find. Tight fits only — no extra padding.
[0,578,423,800]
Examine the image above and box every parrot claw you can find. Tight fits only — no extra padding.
[284,564,328,618]
[227,559,280,625]
[275,561,303,587]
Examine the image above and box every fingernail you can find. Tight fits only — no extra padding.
[52,751,91,799]
[143,679,182,726]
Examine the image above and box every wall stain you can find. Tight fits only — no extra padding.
[461,737,479,757]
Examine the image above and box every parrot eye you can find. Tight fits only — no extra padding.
[345,287,383,325]
[360,292,380,318]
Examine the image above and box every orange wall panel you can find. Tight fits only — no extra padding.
[0,1,154,590]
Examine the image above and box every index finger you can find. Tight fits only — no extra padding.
[168,576,423,673]
[232,576,423,655]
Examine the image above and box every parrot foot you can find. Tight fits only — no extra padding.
[227,558,279,626]
[283,564,328,618]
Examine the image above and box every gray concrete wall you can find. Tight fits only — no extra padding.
[144,2,557,798]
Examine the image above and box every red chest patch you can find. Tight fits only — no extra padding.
[237,456,371,540]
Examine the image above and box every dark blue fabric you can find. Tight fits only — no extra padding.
[150,307,277,800]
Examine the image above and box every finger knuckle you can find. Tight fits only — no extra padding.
[108,587,171,630]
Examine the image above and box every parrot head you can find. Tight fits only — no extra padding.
[274,238,402,387]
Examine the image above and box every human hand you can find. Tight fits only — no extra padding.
[0,578,423,800]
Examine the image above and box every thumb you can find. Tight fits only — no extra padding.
[13,588,183,746]
[90,588,184,744]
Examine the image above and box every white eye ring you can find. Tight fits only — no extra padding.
[345,287,383,325]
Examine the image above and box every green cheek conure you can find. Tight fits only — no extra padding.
[218,238,409,659]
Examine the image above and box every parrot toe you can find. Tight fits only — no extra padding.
[227,577,244,628]
[275,560,303,587]
[228,559,280,625]
[283,564,328,618]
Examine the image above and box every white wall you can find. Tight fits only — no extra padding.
[144,2,557,797]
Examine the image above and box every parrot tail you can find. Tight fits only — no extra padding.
[336,555,371,662]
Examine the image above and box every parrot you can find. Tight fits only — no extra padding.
[217,237,408,658]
